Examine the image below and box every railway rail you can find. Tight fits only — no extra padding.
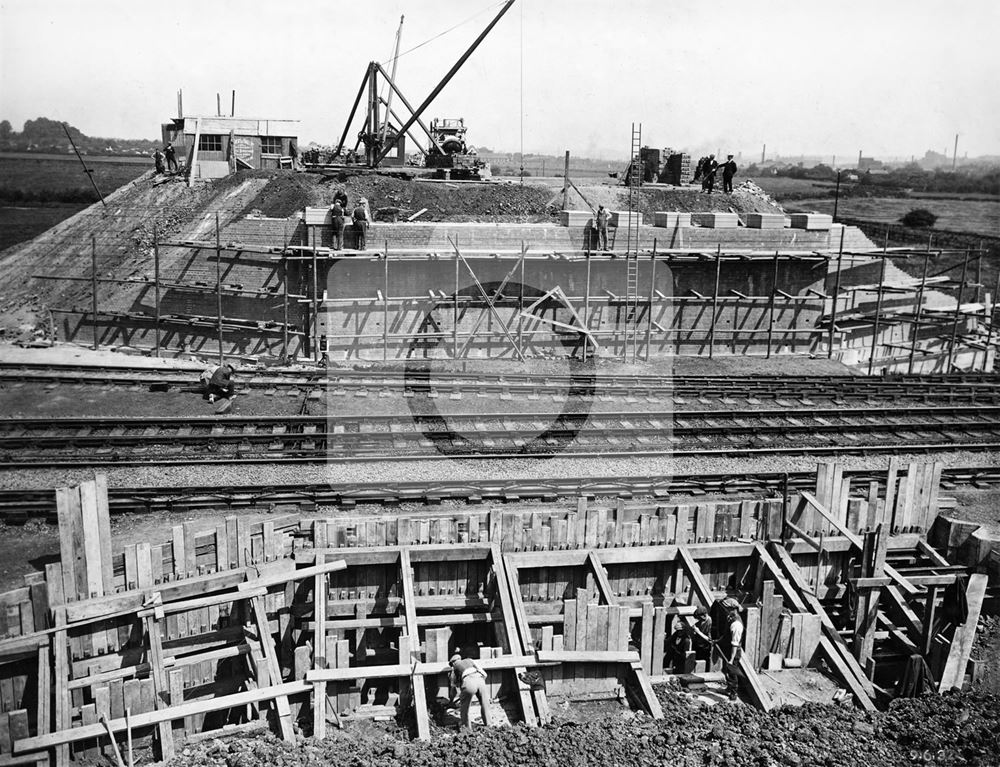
[0,466,995,522]
[2,362,1000,403]
[1,404,999,466]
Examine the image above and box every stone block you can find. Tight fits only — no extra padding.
[745,213,785,229]
[653,212,691,228]
[789,213,833,230]
[610,211,642,227]
[690,213,739,228]
[559,210,593,227]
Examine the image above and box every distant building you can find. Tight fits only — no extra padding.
[161,116,299,180]
[856,155,884,171]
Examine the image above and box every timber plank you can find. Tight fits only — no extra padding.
[938,574,988,692]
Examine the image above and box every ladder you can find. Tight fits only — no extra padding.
[624,123,642,361]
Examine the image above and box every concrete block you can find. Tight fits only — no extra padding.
[305,206,331,226]
[788,213,833,230]
[745,213,785,229]
[690,213,739,228]
[610,211,642,227]
[653,212,691,228]
[559,210,593,227]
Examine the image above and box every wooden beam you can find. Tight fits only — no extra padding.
[760,543,877,710]
[676,546,773,711]
[236,559,346,592]
[142,614,175,761]
[535,650,640,663]
[489,546,537,727]
[15,681,312,753]
[249,595,296,742]
[501,555,551,724]
[399,548,430,741]
[938,574,988,692]
[800,492,919,596]
[312,553,329,739]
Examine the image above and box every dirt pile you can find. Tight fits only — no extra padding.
[970,614,1000,694]
[164,688,1000,767]
[237,171,555,222]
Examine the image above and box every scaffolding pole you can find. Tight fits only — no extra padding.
[91,236,99,350]
[709,245,722,358]
[867,243,888,376]
[383,242,390,362]
[645,244,656,361]
[153,229,161,357]
[947,248,971,372]
[767,251,779,359]
[215,214,223,364]
[907,241,931,375]
[828,227,845,358]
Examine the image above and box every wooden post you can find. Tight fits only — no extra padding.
[767,251,778,359]
[828,227,845,358]
[583,253,591,362]
[143,613,175,761]
[709,245,721,358]
[517,242,526,355]
[947,248,971,372]
[645,243,656,361]
[867,244,887,376]
[399,548,430,740]
[922,585,939,657]
[312,245,320,362]
[907,246,930,374]
[215,214,224,365]
[453,240,460,358]
[562,151,570,211]
[983,267,1000,372]
[312,553,329,738]
[91,235,99,350]
[375,243,386,361]
[153,229,161,357]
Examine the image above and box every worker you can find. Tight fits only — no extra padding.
[164,143,178,173]
[595,205,609,252]
[330,199,346,250]
[199,363,235,403]
[352,197,369,250]
[719,596,744,700]
[686,605,714,663]
[334,189,349,212]
[693,156,706,183]
[153,148,165,175]
[719,154,738,194]
[448,652,493,729]
[702,154,718,193]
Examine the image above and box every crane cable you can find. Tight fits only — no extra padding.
[378,0,508,67]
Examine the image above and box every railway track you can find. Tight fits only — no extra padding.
[2,404,999,466]
[0,466,996,522]
[2,362,1000,403]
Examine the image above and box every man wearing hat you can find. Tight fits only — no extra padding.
[352,197,369,250]
[448,651,493,729]
[719,597,744,700]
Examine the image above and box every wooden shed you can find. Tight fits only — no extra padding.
[161,116,299,180]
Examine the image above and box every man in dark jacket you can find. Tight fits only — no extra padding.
[164,143,178,173]
[199,363,235,402]
[720,155,738,193]
[702,154,718,193]
[330,200,345,250]
[352,198,369,250]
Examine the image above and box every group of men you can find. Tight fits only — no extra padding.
[669,596,745,700]
[329,191,371,250]
[152,143,179,175]
[693,154,738,194]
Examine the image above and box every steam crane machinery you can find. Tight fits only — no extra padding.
[332,1,514,177]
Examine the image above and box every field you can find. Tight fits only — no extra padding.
[788,196,1000,237]
[750,176,837,199]
[0,156,150,251]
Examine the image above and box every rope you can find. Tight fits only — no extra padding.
[378,0,507,66]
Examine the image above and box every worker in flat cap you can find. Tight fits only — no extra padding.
[448,651,493,729]
[718,597,744,700]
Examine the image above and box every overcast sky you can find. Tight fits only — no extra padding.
[1,0,998,161]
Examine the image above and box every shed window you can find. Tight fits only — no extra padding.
[260,136,283,154]
[198,134,222,152]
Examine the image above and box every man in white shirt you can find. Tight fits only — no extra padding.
[719,596,744,701]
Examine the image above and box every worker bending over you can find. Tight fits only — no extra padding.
[449,652,493,729]
[199,363,235,403]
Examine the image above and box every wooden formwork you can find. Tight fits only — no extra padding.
[0,458,984,764]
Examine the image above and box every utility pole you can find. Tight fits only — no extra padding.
[952,134,959,172]
[63,123,106,207]
[761,144,765,164]
[833,170,842,221]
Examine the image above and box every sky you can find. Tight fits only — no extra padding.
[1,0,998,161]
